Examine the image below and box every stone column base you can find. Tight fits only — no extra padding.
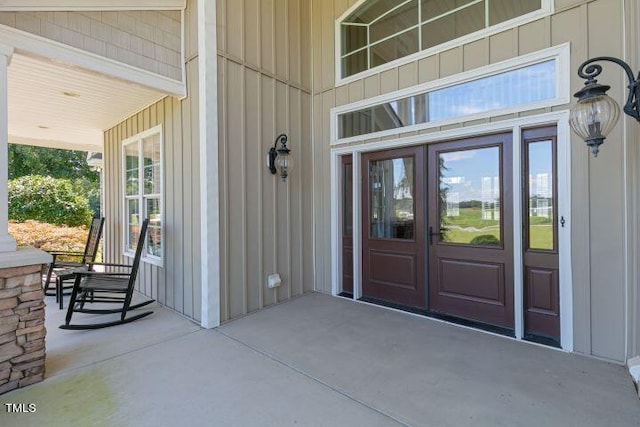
[0,261,48,394]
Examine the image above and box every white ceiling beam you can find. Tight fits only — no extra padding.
[0,25,186,97]
[0,1,186,11]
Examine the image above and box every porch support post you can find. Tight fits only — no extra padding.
[197,0,220,328]
[0,45,17,253]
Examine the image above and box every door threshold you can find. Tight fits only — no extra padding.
[523,334,561,349]
[358,296,515,338]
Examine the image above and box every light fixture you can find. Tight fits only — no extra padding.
[62,91,81,98]
[569,56,640,157]
[86,151,103,171]
[268,133,293,181]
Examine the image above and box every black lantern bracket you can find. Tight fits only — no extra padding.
[576,56,640,121]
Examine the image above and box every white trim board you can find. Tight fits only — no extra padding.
[0,1,186,11]
[0,24,186,98]
[8,135,102,152]
[197,0,221,329]
[334,0,554,86]
[330,110,573,352]
[331,43,571,145]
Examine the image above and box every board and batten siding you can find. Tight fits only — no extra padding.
[0,10,182,80]
[216,0,313,322]
[312,0,631,362]
[103,0,201,321]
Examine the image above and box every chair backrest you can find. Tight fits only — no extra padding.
[83,217,105,265]
[128,218,149,288]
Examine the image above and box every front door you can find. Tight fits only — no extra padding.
[362,146,426,308]
[427,133,514,330]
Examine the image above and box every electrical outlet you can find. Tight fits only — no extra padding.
[267,273,281,289]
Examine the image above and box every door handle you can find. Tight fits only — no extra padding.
[429,226,445,245]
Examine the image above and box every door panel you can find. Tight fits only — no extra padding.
[522,126,559,342]
[428,133,514,329]
[342,155,353,294]
[362,146,426,308]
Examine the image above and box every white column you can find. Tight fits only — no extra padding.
[197,0,220,328]
[0,45,17,253]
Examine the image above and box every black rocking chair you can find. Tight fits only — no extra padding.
[43,216,105,309]
[60,219,154,330]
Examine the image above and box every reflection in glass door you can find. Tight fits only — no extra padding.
[439,147,502,247]
[369,157,415,240]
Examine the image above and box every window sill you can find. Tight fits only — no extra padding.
[123,251,164,268]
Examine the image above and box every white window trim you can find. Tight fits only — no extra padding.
[330,110,573,353]
[331,43,570,145]
[335,0,554,86]
[121,124,164,267]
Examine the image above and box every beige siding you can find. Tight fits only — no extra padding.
[216,0,313,322]
[103,1,200,321]
[0,10,182,80]
[312,0,630,362]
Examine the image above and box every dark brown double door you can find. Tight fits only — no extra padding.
[361,133,516,330]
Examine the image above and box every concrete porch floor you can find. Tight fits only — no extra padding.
[0,292,638,426]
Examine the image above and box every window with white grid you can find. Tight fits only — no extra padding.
[122,125,163,265]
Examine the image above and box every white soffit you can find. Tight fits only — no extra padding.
[8,53,166,152]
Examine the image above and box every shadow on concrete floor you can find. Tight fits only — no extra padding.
[0,292,638,427]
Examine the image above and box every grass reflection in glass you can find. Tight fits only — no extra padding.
[442,206,500,245]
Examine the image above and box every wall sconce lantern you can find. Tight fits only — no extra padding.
[569,56,640,157]
[268,133,293,181]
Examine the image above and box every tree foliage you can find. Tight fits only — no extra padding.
[9,175,93,227]
[9,145,99,181]
[8,144,100,216]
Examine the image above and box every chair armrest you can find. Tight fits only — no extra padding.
[75,271,131,278]
[87,262,132,268]
[48,250,84,255]
[48,252,84,263]
[52,261,87,268]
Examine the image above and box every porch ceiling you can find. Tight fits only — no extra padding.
[7,53,167,152]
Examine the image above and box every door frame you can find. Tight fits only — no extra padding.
[330,110,573,351]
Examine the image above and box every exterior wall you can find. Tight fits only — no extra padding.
[216,0,313,322]
[0,10,181,80]
[312,0,630,362]
[103,1,201,321]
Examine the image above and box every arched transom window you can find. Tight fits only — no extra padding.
[339,0,548,80]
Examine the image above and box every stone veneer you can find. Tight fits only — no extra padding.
[0,263,46,395]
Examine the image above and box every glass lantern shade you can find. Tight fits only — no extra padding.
[569,93,620,156]
[275,149,293,180]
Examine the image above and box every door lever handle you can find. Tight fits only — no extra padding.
[429,226,445,245]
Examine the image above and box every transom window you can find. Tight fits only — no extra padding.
[338,59,555,139]
[333,43,570,143]
[122,125,163,265]
[339,0,545,80]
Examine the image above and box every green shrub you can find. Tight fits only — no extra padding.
[9,175,93,227]
[469,234,500,246]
